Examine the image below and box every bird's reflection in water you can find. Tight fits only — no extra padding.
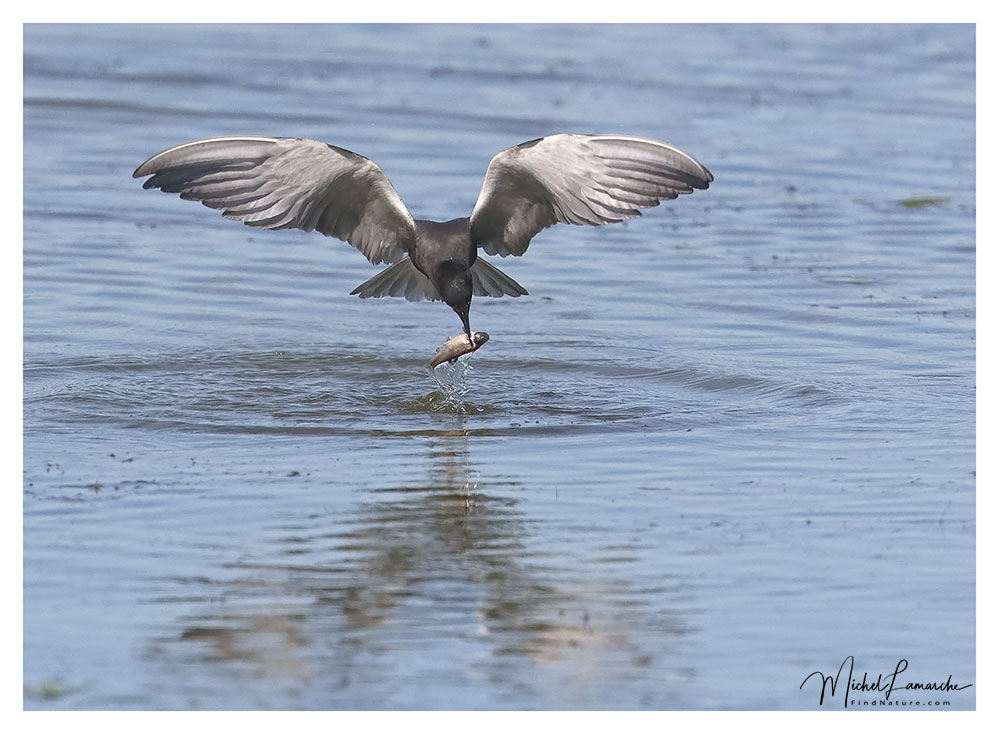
[155,418,689,705]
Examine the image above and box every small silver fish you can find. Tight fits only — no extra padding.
[429,331,489,370]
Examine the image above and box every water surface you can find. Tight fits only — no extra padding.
[23,23,975,709]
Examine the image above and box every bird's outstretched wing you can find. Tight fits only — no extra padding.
[469,134,713,257]
[133,136,415,265]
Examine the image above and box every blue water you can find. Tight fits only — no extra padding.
[23,23,975,709]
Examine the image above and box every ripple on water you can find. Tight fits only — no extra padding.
[24,338,845,441]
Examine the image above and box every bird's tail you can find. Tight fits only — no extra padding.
[470,258,528,297]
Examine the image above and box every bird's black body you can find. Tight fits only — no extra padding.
[133,134,712,344]
[410,218,476,336]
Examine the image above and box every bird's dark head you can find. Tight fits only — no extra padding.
[433,261,473,337]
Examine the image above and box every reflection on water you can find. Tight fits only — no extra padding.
[150,425,688,707]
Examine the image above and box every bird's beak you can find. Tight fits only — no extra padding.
[459,306,472,341]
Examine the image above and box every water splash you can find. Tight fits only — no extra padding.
[429,357,475,413]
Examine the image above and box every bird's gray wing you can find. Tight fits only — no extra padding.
[470,257,528,298]
[133,136,415,265]
[350,257,441,302]
[469,134,713,257]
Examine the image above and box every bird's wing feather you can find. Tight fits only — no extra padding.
[469,134,712,257]
[349,257,441,302]
[470,257,528,298]
[133,136,416,265]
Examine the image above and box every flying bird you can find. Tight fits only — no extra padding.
[133,134,712,344]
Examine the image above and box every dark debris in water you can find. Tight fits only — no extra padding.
[24,678,89,701]
[898,196,950,209]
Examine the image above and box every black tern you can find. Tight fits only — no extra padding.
[133,134,712,342]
